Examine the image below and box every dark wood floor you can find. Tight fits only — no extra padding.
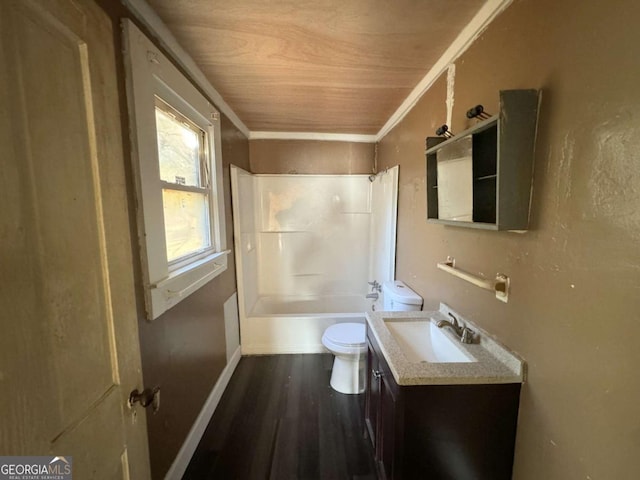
[183,354,378,480]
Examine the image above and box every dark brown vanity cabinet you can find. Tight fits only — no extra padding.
[364,326,522,480]
[365,334,398,480]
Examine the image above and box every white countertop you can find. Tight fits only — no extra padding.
[365,308,525,386]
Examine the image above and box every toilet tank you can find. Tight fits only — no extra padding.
[382,280,423,311]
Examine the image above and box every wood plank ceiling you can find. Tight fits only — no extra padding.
[145,0,487,135]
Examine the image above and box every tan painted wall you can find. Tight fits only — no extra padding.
[249,139,375,174]
[137,115,249,478]
[377,0,640,478]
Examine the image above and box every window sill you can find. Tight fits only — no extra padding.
[146,250,230,320]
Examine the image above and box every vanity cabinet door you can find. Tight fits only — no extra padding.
[364,338,379,448]
[378,373,399,480]
[366,328,403,480]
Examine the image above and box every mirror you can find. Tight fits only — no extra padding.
[436,135,473,221]
[426,122,498,227]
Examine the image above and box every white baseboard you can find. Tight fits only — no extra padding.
[164,346,242,480]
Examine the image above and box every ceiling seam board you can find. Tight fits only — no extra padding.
[123,0,512,143]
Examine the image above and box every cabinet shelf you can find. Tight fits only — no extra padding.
[426,89,540,231]
[475,174,497,181]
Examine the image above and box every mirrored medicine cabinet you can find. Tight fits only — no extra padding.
[426,89,540,231]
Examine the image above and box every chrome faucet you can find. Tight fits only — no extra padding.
[437,312,475,344]
[366,292,379,300]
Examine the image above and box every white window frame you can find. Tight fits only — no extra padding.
[123,20,227,320]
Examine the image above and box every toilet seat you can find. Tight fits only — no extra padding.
[322,323,366,355]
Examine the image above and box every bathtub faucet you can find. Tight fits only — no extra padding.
[365,292,379,300]
[368,280,382,293]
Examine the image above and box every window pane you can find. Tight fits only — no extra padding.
[162,189,211,262]
[155,100,204,187]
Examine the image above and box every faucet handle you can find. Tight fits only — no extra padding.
[448,312,460,329]
[461,327,475,344]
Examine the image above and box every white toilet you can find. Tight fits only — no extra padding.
[322,323,367,394]
[321,280,423,394]
[382,280,424,311]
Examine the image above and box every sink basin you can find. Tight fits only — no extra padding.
[384,319,476,363]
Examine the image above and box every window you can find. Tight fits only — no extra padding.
[155,98,212,263]
[124,21,228,320]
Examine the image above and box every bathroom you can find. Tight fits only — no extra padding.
[2,0,639,479]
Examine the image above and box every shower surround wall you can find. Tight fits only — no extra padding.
[231,165,397,353]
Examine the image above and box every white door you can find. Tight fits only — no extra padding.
[0,0,151,478]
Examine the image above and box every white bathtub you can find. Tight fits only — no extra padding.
[241,295,374,354]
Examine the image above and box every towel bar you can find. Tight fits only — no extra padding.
[437,257,509,303]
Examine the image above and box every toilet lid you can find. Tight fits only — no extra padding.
[324,323,365,346]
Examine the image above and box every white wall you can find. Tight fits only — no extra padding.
[256,175,371,297]
[230,166,259,318]
[369,166,399,285]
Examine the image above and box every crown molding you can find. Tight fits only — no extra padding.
[250,131,377,143]
[375,0,513,141]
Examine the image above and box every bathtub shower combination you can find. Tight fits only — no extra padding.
[230,165,399,354]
